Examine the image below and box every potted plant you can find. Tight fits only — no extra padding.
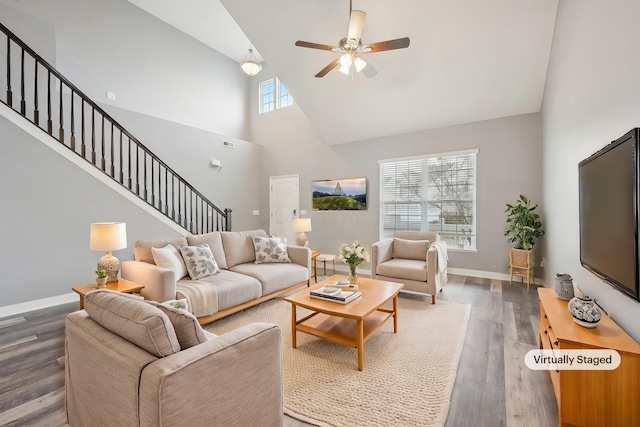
[504,195,544,285]
[95,269,108,288]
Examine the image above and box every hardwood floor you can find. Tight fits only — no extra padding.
[0,274,558,426]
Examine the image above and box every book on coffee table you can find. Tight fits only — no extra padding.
[310,288,362,304]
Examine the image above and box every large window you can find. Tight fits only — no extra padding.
[379,150,477,250]
[259,77,293,114]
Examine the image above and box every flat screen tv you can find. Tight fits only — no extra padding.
[578,128,640,301]
[312,177,367,210]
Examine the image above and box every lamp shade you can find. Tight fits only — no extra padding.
[293,218,312,232]
[241,48,262,76]
[241,60,262,76]
[90,222,127,251]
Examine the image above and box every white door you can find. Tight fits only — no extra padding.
[269,175,299,244]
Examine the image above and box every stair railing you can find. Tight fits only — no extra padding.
[0,21,232,233]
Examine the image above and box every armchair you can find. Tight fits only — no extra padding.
[371,231,447,304]
[65,290,283,427]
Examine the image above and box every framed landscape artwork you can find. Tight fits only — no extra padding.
[312,177,367,210]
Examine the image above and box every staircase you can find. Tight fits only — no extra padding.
[0,22,232,234]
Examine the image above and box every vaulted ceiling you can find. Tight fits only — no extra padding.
[130,0,559,145]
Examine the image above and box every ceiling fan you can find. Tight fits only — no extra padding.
[295,0,410,78]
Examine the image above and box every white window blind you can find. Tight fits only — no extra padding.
[379,150,477,250]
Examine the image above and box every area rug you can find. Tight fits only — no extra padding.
[205,295,470,427]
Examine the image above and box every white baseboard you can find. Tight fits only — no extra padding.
[0,293,78,320]
[448,267,546,286]
[448,267,511,281]
[332,265,533,285]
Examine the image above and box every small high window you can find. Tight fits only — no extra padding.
[259,77,293,114]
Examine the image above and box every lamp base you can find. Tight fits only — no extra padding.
[98,254,120,283]
[296,232,308,247]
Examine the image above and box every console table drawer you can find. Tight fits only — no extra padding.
[538,288,640,427]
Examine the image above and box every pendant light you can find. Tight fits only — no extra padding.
[241,48,262,76]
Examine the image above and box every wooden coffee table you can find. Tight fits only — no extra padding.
[285,275,403,371]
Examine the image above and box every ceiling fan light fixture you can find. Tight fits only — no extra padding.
[241,48,262,76]
[338,54,353,75]
[354,57,367,72]
[339,54,353,68]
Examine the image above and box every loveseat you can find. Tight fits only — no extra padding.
[121,229,310,324]
[371,231,448,304]
[65,289,283,426]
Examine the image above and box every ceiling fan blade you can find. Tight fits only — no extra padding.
[295,41,336,51]
[347,10,367,47]
[315,58,341,78]
[362,62,378,78]
[362,37,410,53]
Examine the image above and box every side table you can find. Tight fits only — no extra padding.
[311,249,320,283]
[316,254,336,276]
[72,278,145,309]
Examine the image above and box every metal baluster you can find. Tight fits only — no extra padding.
[91,107,96,164]
[110,122,115,177]
[135,146,140,195]
[183,184,187,227]
[143,152,148,201]
[164,168,169,215]
[58,79,64,143]
[172,175,176,220]
[128,137,132,190]
[81,101,86,158]
[20,48,25,115]
[6,36,12,106]
[33,59,39,124]
[119,131,124,184]
[177,180,182,223]
[47,71,52,134]
[189,190,193,232]
[70,90,75,151]
[158,160,162,212]
[151,158,155,206]
[101,116,105,171]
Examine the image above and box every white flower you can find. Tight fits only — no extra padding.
[338,240,369,267]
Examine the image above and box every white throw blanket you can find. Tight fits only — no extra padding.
[431,240,449,285]
[176,280,219,317]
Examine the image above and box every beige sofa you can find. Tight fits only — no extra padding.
[371,231,448,304]
[121,229,310,324]
[65,290,282,427]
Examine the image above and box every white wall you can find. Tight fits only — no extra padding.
[250,66,543,276]
[0,0,249,140]
[542,0,640,340]
[0,113,184,305]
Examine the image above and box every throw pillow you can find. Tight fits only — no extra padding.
[151,244,188,279]
[179,244,220,280]
[252,236,292,264]
[84,290,180,357]
[392,238,430,261]
[148,301,208,350]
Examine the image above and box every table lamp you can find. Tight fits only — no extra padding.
[293,218,312,247]
[90,222,127,283]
